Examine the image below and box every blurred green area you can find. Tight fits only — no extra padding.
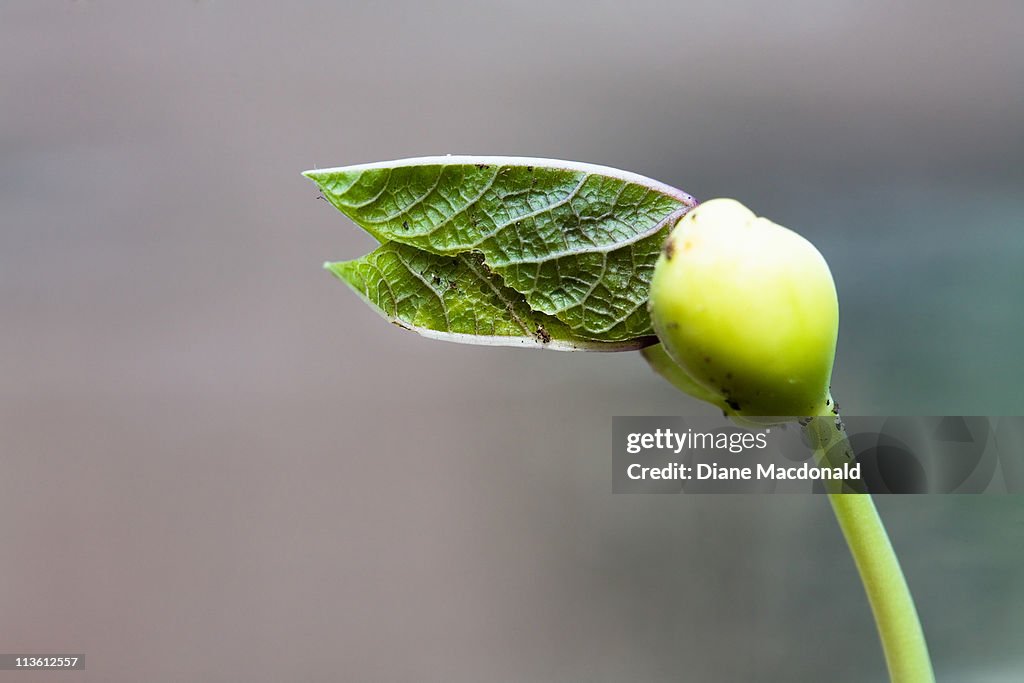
[1,1,1021,681]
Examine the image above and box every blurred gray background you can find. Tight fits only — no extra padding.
[2,1,1023,681]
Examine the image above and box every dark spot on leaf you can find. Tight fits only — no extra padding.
[402,221,409,230]
[526,166,534,172]
[725,372,733,379]
[666,321,679,330]
[726,398,741,411]
[475,163,490,170]
[704,356,711,364]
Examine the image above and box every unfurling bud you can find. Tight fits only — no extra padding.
[648,199,838,419]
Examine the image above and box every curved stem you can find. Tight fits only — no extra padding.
[802,404,935,683]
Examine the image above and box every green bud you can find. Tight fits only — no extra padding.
[641,343,730,412]
[648,198,838,418]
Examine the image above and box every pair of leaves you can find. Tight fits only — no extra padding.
[305,156,695,351]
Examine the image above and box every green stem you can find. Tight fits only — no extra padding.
[644,345,935,680]
[802,404,935,683]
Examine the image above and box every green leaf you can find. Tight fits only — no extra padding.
[306,156,695,349]
[327,242,654,351]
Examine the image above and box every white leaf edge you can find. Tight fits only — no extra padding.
[303,155,697,207]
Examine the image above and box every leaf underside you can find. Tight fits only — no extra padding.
[306,156,695,351]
